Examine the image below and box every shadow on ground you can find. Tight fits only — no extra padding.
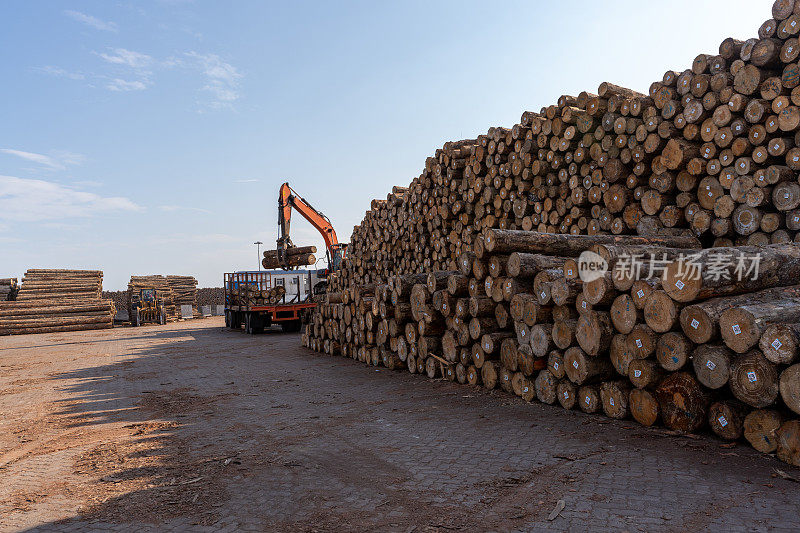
[2,320,798,532]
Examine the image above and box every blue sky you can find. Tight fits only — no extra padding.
[0,1,767,290]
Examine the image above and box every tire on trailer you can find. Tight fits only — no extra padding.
[251,313,265,334]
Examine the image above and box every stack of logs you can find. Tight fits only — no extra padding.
[230,284,286,307]
[127,275,201,321]
[0,269,114,335]
[339,0,800,289]
[0,278,17,301]
[262,246,317,270]
[127,276,177,322]
[305,234,800,467]
[302,0,800,469]
[166,275,200,318]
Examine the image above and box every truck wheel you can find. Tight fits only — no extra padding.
[244,313,252,334]
[251,314,264,334]
[225,311,231,328]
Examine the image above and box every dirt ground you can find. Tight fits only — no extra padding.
[0,318,798,532]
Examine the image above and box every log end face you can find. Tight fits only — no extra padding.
[662,261,701,303]
[680,306,715,345]
[719,309,759,354]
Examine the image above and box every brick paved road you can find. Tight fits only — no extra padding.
[0,318,798,532]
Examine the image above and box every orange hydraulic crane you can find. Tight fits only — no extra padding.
[277,182,347,277]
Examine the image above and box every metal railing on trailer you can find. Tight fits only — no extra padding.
[223,271,316,334]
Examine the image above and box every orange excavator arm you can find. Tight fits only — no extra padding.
[277,182,345,272]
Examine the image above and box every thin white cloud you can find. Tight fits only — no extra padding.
[33,65,85,80]
[40,222,85,231]
[73,180,104,188]
[96,49,153,92]
[1,149,62,170]
[106,78,148,92]
[147,233,239,246]
[187,52,242,109]
[234,178,260,183]
[0,175,142,222]
[51,150,86,166]
[158,205,212,214]
[0,149,85,171]
[98,48,153,70]
[64,10,118,32]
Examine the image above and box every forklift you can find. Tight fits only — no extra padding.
[130,288,167,327]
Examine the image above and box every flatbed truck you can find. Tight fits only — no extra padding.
[224,270,318,334]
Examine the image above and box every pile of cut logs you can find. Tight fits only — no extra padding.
[127,276,178,321]
[166,275,200,318]
[262,246,316,270]
[0,269,114,335]
[229,284,286,307]
[127,275,201,321]
[302,0,800,468]
[0,278,17,301]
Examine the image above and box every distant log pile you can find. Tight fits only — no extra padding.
[262,246,317,270]
[127,276,177,321]
[126,275,200,321]
[302,0,800,470]
[196,287,224,307]
[0,278,17,301]
[166,275,200,318]
[0,270,114,335]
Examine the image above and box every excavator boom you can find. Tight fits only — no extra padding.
[277,182,346,273]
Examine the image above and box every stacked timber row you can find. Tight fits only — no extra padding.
[127,276,178,322]
[230,284,286,306]
[0,269,114,335]
[305,236,800,467]
[302,0,800,468]
[262,246,317,270]
[0,278,17,301]
[166,275,200,318]
[333,0,800,291]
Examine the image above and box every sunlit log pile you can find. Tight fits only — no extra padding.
[166,275,200,318]
[0,269,114,335]
[302,0,800,467]
[262,246,317,270]
[126,275,201,321]
[127,276,177,322]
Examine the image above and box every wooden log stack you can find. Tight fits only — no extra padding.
[0,269,114,335]
[301,0,800,469]
[231,284,286,307]
[128,275,201,320]
[262,246,317,270]
[166,275,200,318]
[127,276,177,322]
[0,278,17,301]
